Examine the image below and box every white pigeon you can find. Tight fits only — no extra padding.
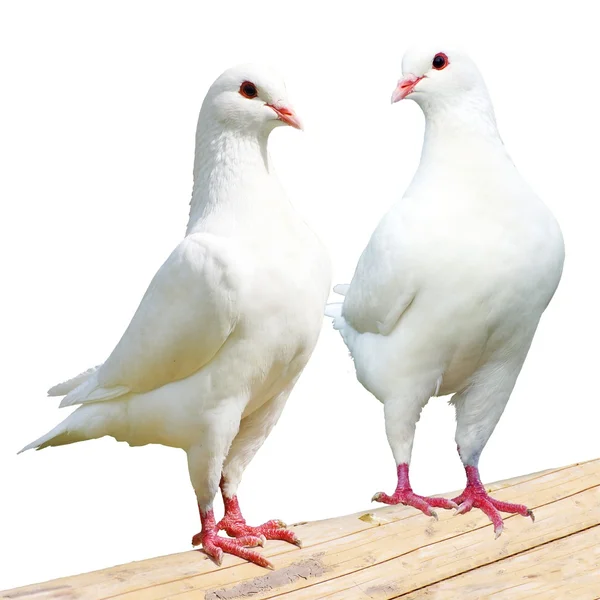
[326,46,564,536]
[21,64,332,568]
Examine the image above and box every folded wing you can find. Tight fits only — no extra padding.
[341,211,417,336]
[60,234,240,407]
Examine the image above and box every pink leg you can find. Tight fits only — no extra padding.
[217,493,301,548]
[452,465,535,537]
[191,506,272,569]
[372,463,457,518]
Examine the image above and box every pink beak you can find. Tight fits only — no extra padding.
[391,74,424,103]
[267,104,303,130]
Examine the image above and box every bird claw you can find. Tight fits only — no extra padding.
[217,495,300,549]
[372,488,456,519]
[194,531,272,569]
[454,501,472,516]
[271,519,287,528]
[212,546,223,566]
[451,483,534,537]
[219,515,301,548]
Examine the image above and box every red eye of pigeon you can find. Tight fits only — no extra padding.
[239,81,258,99]
[432,53,449,70]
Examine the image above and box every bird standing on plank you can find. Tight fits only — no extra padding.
[327,46,564,536]
[21,64,331,568]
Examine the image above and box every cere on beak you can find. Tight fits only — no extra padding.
[391,74,424,104]
[267,104,303,130]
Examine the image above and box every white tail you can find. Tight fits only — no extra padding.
[18,402,123,454]
[333,284,349,296]
[47,365,101,397]
[325,283,349,319]
[324,302,343,319]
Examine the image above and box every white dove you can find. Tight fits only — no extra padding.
[21,64,331,568]
[327,46,564,536]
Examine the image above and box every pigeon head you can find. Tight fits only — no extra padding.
[391,46,490,112]
[203,64,302,134]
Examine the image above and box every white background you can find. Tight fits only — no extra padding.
[1,0,598,591]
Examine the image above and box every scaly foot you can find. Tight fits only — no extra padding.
[372,463,457,518]
[452,465,534,537]
[218,495,301,547]
[192,508,272,569]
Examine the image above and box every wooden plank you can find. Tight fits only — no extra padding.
[1,459,596,600]
[136,460,600,600]
[0,463,561,600]
[275,485,600,600]
[397,525,600,599]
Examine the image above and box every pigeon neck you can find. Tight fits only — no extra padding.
[187,124,272,235]
[417,95,506,168]
[423,96,499,139]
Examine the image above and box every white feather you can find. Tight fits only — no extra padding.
[47,365,101,396]
[330,46,564,469]
[59,234,240,408]
[22,64,332,517]
[333,283,349,296]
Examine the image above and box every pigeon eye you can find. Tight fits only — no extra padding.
[239,81,258,99]
[432,53,449,70]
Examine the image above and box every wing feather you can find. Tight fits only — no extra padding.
[60,233,240,407]
[342,209,416,336]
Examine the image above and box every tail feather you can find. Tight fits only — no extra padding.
[19,421,81,453]
[18,402,123,454]
[325,284,349,325]
[324,302,343,319]
[333,283,349,296]
[47,365,101,397]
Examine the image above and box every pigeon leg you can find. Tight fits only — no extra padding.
[452,464,534,538]
[372,463,457,517]
[217,488,301,547]
[452,364,533,537]
[187,412,271,568]
[218,389,301,547]
[375,390,456,518]
[192,506,272,569]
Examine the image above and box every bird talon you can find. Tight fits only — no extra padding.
[204,546,223,566]
[454,503,469,516]
[452,466,534,538]
[217,496,301,550]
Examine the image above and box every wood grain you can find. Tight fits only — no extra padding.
[2,459,597,600]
